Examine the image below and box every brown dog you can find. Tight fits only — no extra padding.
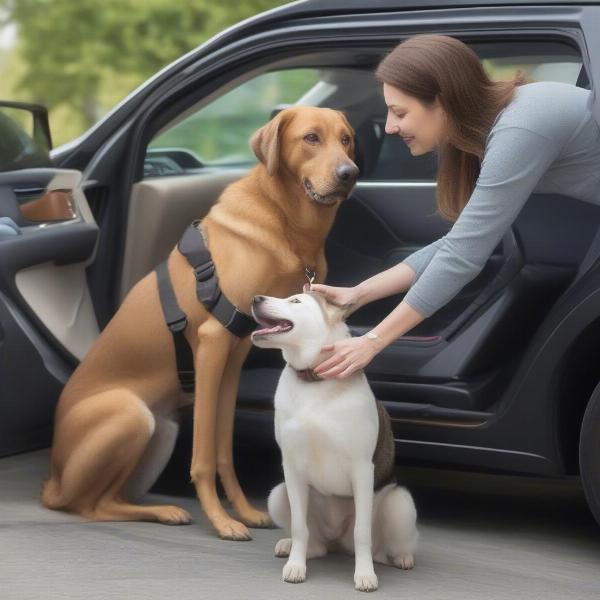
[41,106,358,540]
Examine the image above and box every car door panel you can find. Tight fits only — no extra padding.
[120,169,247,301]
[353,183,448,244]
[0,168,99,456]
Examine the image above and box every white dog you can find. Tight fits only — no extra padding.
[250,288,418,592]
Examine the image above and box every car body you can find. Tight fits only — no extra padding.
[3,0,600,522]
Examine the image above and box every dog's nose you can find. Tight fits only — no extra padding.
[335,163,359,184]
[252,295,266,304]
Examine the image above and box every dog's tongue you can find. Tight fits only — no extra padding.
[254,324,285,335]
[253,320,293,335]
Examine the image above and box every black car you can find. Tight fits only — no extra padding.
[3,0,600,526]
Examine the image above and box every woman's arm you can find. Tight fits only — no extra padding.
[311,237,446,311]
[366,299,426,346]
[400,235,448,286]
[316,124,562,378]
[401,125,560,318]
[354,262,416,307]
[314,298,425,379]
[354,235,447,308]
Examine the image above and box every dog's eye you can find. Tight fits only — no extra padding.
[341,135,351,145]
[290,298,302,303]
[304,133,319,144]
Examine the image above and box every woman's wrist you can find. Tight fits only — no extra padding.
[353,281,370,308]
[363,329,387,352]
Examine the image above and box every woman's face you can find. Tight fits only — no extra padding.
[383,83,447,155]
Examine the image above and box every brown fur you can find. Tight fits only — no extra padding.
[373,401,396,490]
[41,106,357,540]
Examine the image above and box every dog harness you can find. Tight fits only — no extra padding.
[156,220,258,392]
[156,219,319,393]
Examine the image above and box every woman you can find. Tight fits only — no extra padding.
[313,34,600,379]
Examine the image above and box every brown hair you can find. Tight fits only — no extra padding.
[375,34,528,221]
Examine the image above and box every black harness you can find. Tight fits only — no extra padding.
[155,220,257,392]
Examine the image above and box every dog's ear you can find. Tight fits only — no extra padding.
[307,290,357,324]
[335,109,355,136]
[250,110,289,176]
[324,299,357,323]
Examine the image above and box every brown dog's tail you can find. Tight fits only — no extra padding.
[41,476,65,510]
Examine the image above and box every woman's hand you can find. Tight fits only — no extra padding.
[305,283,360,309]
[313,335,384,379]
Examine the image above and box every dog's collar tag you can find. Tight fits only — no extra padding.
[304,266,316,288]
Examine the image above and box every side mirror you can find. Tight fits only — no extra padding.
[0,101,53,172]
[0,102,75,223]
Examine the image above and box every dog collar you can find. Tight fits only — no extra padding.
[291,367,323,382]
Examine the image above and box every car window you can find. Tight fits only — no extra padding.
[482,56,583,85]
[144,43,583,183]
[145,69,319,176]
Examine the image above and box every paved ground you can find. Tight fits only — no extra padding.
[2,448,600,600]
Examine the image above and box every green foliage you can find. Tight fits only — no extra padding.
[0,0,287,144]
[150,69,320,164]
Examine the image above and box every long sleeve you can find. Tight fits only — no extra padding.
[401,235,447,285]
[402,125,561,318]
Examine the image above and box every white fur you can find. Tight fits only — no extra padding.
[251,293,419,592]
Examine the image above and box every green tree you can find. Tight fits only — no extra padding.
[0,0,287,143]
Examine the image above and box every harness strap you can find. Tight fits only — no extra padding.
[211,295,259,338]
[177,221,256,338]
[155,260,195,393]
[177,220,220,309]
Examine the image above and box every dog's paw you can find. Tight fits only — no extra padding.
[354,570,378,592]
[237,507,273,529]
[156,505,193,525]
[282,560,306,583]
[212,515,252,541]
[393,553,414,570]
[275,538,292,557]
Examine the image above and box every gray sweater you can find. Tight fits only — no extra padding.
[401,81,600,317]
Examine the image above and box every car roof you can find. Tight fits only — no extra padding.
[275,0,598,19]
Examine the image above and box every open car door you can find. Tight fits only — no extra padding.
[0,102,99,456]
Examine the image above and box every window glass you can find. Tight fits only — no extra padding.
[147,69,319,172]
[145,44,583,183]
